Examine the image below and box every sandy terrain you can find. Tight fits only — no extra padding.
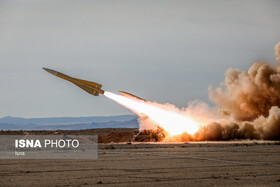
[0,139,280,186]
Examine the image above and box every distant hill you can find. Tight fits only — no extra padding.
[0,115,138,130]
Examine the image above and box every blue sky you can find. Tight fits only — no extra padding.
[0,0,279,117]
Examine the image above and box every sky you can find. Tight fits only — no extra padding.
[0,0,279,118]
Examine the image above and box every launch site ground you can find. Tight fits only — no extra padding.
[0,129,280,186]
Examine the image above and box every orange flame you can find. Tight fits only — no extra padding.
[104,91,200,136]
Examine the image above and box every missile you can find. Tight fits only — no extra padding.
[43,68,104,96]
[118,91,146,101]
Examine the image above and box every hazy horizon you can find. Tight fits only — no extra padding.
[1,0,280,118]
[0,114,136,119]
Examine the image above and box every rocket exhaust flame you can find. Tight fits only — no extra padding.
[104,91,200,136]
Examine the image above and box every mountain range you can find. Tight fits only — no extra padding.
[0,115,138,130]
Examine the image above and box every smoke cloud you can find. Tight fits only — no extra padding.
[156,42,280,141]
[275,42,280,61]
[209,62,280,121]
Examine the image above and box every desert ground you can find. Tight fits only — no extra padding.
[0,129,280,186]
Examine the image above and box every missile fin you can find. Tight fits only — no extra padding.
[72,78,102,89]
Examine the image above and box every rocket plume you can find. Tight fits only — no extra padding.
[105,42,280,141]
[104,91,199,136]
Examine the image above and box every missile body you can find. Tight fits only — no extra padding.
[43,68,104,96]
[43,68,146,101]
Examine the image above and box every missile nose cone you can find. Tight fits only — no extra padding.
[43,67,58,76]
